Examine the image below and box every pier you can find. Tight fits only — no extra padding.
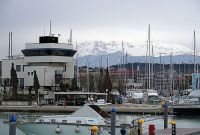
[0,103,162,114]
[173,104,200,115]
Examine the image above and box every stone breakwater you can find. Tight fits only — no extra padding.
[0,103,163,114]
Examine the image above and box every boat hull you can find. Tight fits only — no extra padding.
[17,123,131,135]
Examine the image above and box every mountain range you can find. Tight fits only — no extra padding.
[75,41,198,67]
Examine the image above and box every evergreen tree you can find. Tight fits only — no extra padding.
[98,69,104,93]
[103,68,112,93]
[59,82,64,91]
[89,75,95,92]
[10,63,18,98]
[70,78,79,91]
[33,70,40,101]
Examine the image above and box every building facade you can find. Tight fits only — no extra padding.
[1,36,76,91]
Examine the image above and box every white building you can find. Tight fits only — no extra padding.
[1,35,76,91]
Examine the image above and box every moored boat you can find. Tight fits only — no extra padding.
[16,104,132,135]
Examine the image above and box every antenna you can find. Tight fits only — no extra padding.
[8,32,10,59]
[11,32,12,58]
[70,29,73,44]
[49,20,51,36]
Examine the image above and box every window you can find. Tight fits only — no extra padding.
[76,120,81,124]
[51,119,56,123]
[19,78,24,88]
[31,72,33,76]
[62,120,67,123]
[28,72,30,76]
[16,65,21,72]
[63,65,66,71]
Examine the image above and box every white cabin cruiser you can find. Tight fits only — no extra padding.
[143,89,160,105]
[17,105,131,135]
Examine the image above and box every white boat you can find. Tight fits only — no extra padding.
[126,89,144,104]
[93,99,112,106]
[143,89,160,105]
[17,105,131,135]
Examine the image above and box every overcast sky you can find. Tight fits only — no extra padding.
[0,0,200,59]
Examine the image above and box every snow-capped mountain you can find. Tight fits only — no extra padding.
[76,41,193,57]
[75,41,196,67]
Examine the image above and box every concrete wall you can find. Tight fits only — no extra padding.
[24,65,64,86]
[1,101,29,106]
[1,58,26,79]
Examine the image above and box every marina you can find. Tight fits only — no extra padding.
[1,1,200,135]
[1,109,200,135]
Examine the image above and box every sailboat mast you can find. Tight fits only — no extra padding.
[194,30,196,73]
[148,24,151,89]
[87,58,89,96]
[76,42,80,88]
[125,52,127,91]
[170,52,173,95]
[122,41,125,91]
[145,41,148,89]
[151,45,154,89]
[132,63,134,89]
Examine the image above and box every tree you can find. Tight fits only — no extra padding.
[10,63,18,98]
[59,82,65,91]
[89,75,95,92]
[103,68,112,93]
[33,70,40,102]
[70,78,79,91]
[98,68,104,93]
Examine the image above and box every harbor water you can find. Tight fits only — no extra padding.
[1,112,200,135]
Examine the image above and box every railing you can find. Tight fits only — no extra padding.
[1,112,41,123]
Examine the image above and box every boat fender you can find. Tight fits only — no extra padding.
[55,124,62,134]
[75,125,80,133]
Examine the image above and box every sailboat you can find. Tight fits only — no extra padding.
[143,24,160,105]
[187,30,200,102]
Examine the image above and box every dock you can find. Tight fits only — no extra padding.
[0,103,163,114]
[173,104,200,115]
[144,128,200,135]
